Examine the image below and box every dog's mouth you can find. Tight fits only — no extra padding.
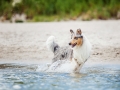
[72,43,77,48]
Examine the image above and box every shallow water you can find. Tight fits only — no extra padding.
[0,63,120,90]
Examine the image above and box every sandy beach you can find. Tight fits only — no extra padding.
[0,20,120,64]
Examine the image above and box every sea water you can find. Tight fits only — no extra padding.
[0,63,120,90]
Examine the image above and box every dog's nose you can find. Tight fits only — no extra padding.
[69,43,71,45]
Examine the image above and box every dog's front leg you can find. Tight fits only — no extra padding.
[73,58,84,73]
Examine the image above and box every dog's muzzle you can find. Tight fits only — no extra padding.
[69,42,77,48]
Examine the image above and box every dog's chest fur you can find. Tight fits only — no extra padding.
[73,47,85,64]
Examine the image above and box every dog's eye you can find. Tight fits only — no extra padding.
[74,37,78,40]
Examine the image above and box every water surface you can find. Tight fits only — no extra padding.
[0,63,120,90]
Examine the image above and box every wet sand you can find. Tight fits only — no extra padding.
[0,20,120,64]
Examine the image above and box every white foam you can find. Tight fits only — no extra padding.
[36,59,77,73]
[13,85,21,89]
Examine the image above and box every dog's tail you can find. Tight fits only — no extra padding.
[46,36,59,53]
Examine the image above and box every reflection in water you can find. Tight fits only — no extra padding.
[0,63,120,90]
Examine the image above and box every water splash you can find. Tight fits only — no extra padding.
[36,60,75,73]
[0,63,120,90]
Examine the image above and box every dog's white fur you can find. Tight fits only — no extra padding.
[46,34,92,73]
[71,34,92,72]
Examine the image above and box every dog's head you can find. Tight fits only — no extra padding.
[69,29,83,48]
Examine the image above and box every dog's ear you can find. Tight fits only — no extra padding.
[70,29,74,34]
[76,28,82,35]
[70,29,75,39]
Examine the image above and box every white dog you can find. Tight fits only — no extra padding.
[45,29,92,73]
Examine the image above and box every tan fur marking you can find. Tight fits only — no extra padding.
[70,37,83,47]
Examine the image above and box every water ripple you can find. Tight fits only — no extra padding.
[0,63,120,90]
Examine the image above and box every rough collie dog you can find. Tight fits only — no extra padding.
[46,29,92,73]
